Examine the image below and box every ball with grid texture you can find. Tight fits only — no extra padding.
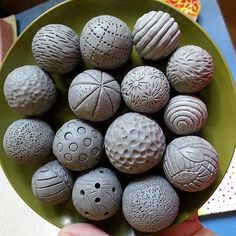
[133,11,181,60]
[166,45,214,93]
[105,112,165,174]
[32,24,80,74]
[121,66,170,114]
[32,160,74,205]
[80,15,133,70]
[163,136,219,192]
[68,69,121,122]
[72,167,122,220]
[3,65,57,116]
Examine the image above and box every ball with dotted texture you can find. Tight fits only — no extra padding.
[72,167,122,220]
[80,15,133,70]
[3,65,57,116]
[163,136,219,192]
[32,160,74,205]
[53,119,104,171]
[32,24,80,74]
[105,112,166,174]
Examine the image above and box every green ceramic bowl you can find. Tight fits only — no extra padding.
[0,0,235,235]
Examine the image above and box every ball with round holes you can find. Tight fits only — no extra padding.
[53,119,104,171]
[72,167,122,220]
[163,136,219,192]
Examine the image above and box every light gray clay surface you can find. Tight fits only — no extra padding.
[133,11,181,60]
[68,69,121,122]
[32,24,80,74]
[72,167,122,220]
[80,15,133,70]
[53,119,104,171]
[3,119,54,165]
[122,175,179,233]
[3,65,57,116]
[105,112,165,174]
[166,45,214,93]
[163,136,219,192]
[121,66,170,114]
[32,160,74,205]
[164,95,208,135]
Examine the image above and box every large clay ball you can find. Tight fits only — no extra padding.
[122,175,180,233]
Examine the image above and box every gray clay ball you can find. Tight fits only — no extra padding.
[72,167,122,220]
[105,112,165,174]
[121,66,170,114]
[163,136,219,192]
[133,11,181,60]
[3,65,57,116]
[122,175,179,233]
[164,95,208,135]
[166,45,214,93]
[53,119,104,171]
[3,119,54,165]
[32,160,74,205]
[32,24,80,74]
[80,15,133,70]
[68,69,121,122]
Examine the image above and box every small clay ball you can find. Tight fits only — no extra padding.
[32,160,74,205]
[3,65,57,116]
[121,66,170,114]
[32,24,80,74]
[53,119,104,171]
[164,95,208,135]
[133,11,181,60]
[122,175,180,233]
[105,112,165,174]
[3,119,54,165]
[68,69,121,122]
[163,136,219,192]
[80,15,133,70]
[166,45,214,93]
[72,167,122,220]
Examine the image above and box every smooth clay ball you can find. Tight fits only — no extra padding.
[68,69,121,122]
[164,95,208,135]
[133,11,181,60]
[105,112,165,174]
[122,175,179,233]
[32,24,80,74]
[166,45,214,93]
[32,160,74,205]
[163,136,219,192]
[53,119,104,171]
[4,65,57,116]
[72,167,122,220]
[121,66,170,114]
[80,15,133,70]
[3,119,54,165]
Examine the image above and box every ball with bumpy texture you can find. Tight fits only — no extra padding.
[105,112,165,174]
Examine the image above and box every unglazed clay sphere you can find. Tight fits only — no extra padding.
[53,119,104,171]
[32,160,74,205]
[68,69,121,122]
[105,112,165,174]
[133,11,181,60]
[3,65,57,116]
[32,24,80,74]
[3,119,54,165]
[80,15,133,70]
[121,66,170,114]
[164,95,208,135]
[166,45,214,93]
[122,175,179,233]
[163,136,219,192]
[72,167,122,220]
